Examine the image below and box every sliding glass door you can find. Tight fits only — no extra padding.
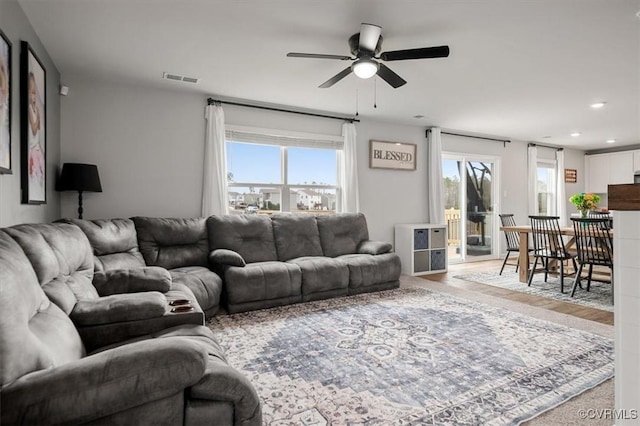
[443,153,500,263]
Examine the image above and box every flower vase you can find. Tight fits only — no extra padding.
[580,209,589,218]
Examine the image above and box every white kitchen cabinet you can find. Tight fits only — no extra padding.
[633,150,640,173]
[585,154,609,193]
[608,152,634,185]
[585,151,634,193]
[394,224,448,275]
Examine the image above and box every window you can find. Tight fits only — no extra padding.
[536,160,557,215]
[225,126,341,215]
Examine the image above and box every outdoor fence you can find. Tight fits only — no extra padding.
[445,208,461,247]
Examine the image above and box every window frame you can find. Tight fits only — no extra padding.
[536,159,557,216]
[225,125,342,213]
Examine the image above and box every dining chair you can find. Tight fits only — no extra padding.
[498,214,530,275]
[570,217,614,303]
[588,210,613,229]
[528,215,578,293]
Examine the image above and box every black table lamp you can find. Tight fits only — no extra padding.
[57,163,102,219]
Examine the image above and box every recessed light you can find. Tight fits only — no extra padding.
[413,114,425,119]
[590,102,606,109]
[606,139,616,144]
[570,132,581,137]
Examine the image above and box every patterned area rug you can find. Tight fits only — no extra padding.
[208,288,613,425]
[454,271,613,312]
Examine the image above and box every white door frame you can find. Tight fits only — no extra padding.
[442,152,501,263]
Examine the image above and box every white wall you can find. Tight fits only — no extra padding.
[60,77,206,219]
[355,120,428,242]
[0,0,61,227]
[60,77,585,249]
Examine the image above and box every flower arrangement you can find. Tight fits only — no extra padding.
[569,192,601,217]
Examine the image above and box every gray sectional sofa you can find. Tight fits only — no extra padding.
[207,213,401,313]
[0,212,399,424]
[0,224,260,425]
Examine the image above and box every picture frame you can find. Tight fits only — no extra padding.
[0,28,11,174]
[369,140,417,171]
[20,41,46,204]
[564,168,577,183]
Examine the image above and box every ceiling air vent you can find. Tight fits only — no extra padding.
[162,72,200,84]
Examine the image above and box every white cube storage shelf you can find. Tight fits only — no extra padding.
[394,224,448,275]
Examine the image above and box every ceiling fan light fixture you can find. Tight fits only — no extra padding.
[352,58,379,79]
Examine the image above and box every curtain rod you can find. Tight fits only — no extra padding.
[207,98,359,123]
[528,142,563,151]
[427,129,511,147]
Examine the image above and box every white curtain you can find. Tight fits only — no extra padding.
[527,145,538,216]
[427,127,445,224]
[337,122,359,213]
[202,104,229,217]
[556,149,567,225]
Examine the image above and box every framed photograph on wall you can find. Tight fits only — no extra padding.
[20,41,46,204]
[0,28,11,174]
[369,140,417,170]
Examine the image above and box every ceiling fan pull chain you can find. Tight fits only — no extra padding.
[374,78,377,109]
[355,89,359,116]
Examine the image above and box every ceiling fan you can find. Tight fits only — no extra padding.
[287,23,450,89]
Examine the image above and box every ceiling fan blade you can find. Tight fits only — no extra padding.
[287,52,353,60]
[380,45,450,61]
[359,23,382,52]
[319,67,353,88]
[377,64,407,88]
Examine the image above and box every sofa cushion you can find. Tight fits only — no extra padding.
[337,253,402,290]
[0,230,85,387]
[224,261,301,306]
[5,223,97,314]
[272,213,323,261]
[207,215,278,263]
[64,218,146,272]
[170,266,223,316]
[133,217,209,269]
[287,256,349,300]
[316,213,370,257]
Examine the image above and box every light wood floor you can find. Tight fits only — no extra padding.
[422,259,614,326]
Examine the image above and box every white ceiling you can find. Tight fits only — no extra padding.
[18,0,640,150]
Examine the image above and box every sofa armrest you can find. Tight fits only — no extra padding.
[0,338,207,425]
[70,292,167,326]
[209,249,246,267]
[357,240,392,255]
[93,267,172,296]
[189,358,262,425]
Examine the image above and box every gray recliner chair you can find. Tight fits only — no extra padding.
[7,222,204,351]
[132,216,224,317]
[0,228,261,425]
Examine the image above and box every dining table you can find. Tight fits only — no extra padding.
[499,225,613,283]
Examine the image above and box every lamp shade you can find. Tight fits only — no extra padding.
[57,163,102,192]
